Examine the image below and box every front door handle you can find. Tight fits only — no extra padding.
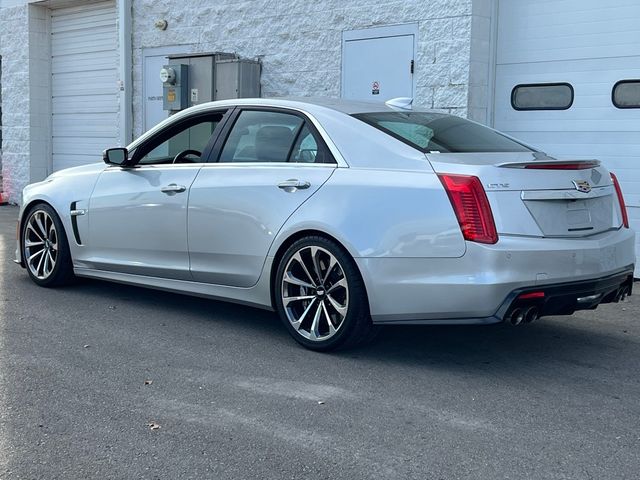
[161,183,187,195]
[278,179,311,192]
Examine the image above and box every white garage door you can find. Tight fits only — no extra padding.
[51,1,118,171]
[494,0,640,276]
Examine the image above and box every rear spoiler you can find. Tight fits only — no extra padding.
[496,160,601,170]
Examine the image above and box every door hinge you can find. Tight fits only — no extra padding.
[410,60,414,74]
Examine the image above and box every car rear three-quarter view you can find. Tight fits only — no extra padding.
[14,98,636,351]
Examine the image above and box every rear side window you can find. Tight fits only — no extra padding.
[218,110,334,163]
[219,110,303,163]
[511,83,574,111]
[352,112,533,153]
[612,80,640,109]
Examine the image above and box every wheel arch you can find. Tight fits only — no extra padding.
[268,228,370,311]
[17,199,58,266]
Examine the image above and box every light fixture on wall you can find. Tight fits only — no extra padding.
[154,19,168,30]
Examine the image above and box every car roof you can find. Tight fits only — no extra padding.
[186,97,425,115]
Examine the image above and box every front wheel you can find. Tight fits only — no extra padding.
[274,236,375,351]
[22,203,75,287]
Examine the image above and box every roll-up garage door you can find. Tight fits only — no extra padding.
[493,0,640,276]
[51,1,118,171]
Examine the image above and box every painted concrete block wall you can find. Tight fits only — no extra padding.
[0,0,479,202]
[131,0,475,137]
[0,5,30,204]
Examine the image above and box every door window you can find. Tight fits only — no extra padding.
[290,124,332,163]
[136,113,224,165]
[218,110,333,164]
[219,110,304,163]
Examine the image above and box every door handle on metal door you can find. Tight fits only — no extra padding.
[277,179,311,191]
[160,183,187,194]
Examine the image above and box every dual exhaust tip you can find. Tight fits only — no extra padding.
[615,286,630,302]
[509,306,539,326]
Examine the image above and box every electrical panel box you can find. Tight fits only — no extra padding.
[162,64,188,111]
[163,52,261,111]
[215,59,261,100]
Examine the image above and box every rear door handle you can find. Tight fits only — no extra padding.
[278,179,311,191]
[160,183,187,194]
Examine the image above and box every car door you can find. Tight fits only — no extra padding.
[188,108,336,287]
[85,111,227,280]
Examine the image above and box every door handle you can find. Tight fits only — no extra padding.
[278,179,311,192]
[160,183,187,194]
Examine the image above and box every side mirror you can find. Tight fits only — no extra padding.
[103,147,128,166]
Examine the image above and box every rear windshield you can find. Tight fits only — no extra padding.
[352,112,533,153]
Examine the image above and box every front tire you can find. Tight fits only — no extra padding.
[22,203,75,287]
[274,236,375,351]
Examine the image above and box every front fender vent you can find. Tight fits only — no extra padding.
[70,201,83,245]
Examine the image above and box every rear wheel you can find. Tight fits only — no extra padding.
[22,204,75,287]
[274,236,375,351]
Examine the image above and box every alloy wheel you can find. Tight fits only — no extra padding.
[24,210,59,280]
[281,246,349,341]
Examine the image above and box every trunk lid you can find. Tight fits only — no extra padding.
[427,152,622,238]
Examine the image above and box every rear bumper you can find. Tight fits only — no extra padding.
[357,227,636,324]
[497,269,634,324]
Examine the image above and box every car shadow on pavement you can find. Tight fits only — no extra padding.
[62,277,636,377]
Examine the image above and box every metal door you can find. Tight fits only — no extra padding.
[342,26,415,102]
[142,47,189,132]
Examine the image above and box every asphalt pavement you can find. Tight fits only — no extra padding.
[0,204,638,479]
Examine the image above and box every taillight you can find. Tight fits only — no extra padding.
[611,172,629,228]
[524,161,599,170]
[438,173,498,244]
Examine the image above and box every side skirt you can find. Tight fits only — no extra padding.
[73,264,275,312]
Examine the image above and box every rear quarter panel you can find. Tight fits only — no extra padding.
[270,167,466,259]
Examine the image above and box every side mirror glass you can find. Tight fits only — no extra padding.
[103,147,128,166]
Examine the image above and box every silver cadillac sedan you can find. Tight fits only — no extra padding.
[14,98,635,350]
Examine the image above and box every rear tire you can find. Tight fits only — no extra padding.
[274,235,376,351]
[22,203,75,287]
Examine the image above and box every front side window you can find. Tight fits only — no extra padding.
[218,110,333,163]
[353,112,533,153]
[612,80,640,109]
[511,83,574,111]
[136,113,224,165]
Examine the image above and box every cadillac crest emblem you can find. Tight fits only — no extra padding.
[572,180,591,193]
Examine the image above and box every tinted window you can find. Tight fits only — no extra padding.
[353,112,533,153]
[289,125,333,163]
[136,113,223,165]
[219,110,304,163]
[612,80,640,109]
[511,83,574,111]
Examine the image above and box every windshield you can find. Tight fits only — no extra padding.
[352,112,534,153]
